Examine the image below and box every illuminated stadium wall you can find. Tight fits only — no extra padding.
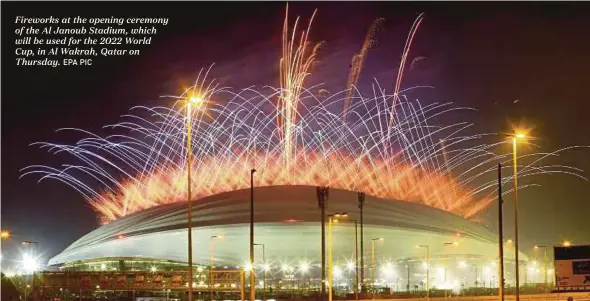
[50,186,531,291]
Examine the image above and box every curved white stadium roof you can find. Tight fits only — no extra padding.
[49,186,526,266]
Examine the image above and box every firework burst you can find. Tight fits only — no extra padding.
[21,9,586,224]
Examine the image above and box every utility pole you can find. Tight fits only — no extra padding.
[250,169,256,301]
[317,187,329,299]
[358,192,365,293]
[498,164,505,301]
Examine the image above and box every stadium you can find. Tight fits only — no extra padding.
[46,185,528,295]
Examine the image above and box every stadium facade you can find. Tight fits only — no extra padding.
[49,185,531,292]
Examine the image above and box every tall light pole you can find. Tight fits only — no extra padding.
[317,187,329,298]
[210,235,223,301]
[417,245,429,300]
[534,245,549,294]
[328,212,348,301]
[498,163,505,301]
[443,242,458,298]
[358,192,366,293]
[333,219,359,301]
[354,220,359,301]
[511,131,526,301]
[371,237,384,298]
[186,95,204,301]
[254,243,266,301]
[250,169,256,301]
[23,240,38,301]
[406,263,410,293]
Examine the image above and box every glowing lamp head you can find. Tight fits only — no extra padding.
[346,261,355,271]
[515,133,526,139]
[563,241,571,247]
[244,262,253,272]
[333,266,342,278]
[281,264,291,272]
[299,262,309,273]
[383,264,395,277]
[22,254,38,273]
[150,266,157,272]
[1,231,10,239]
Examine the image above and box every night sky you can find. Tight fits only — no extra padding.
[2,2,590,269]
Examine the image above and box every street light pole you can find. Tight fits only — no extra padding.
[255,243,266,301]
[328,215,334,301]
[210,237,215,301]
[406,264,410,293]
[186,95,204,301]
[358,192,365,293]
[511,132,525,301]
[371,237,384,298]
[250,169,256,301]
[210,235,223,301]
[187,99,194,301]
[417,245,429,301]
[328,213,348,301]
[498,164,505,301]
[354,220,359,301]
[23,240,38,301]
[534,245,549,294]
[443,242,458,299]
[334,219,359,301]
[317,187,329,298]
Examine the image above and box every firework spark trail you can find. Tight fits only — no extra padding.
[279,5,324,176]
[344,17,385,120]
[20,9,587,224]
[21,86,586,224]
